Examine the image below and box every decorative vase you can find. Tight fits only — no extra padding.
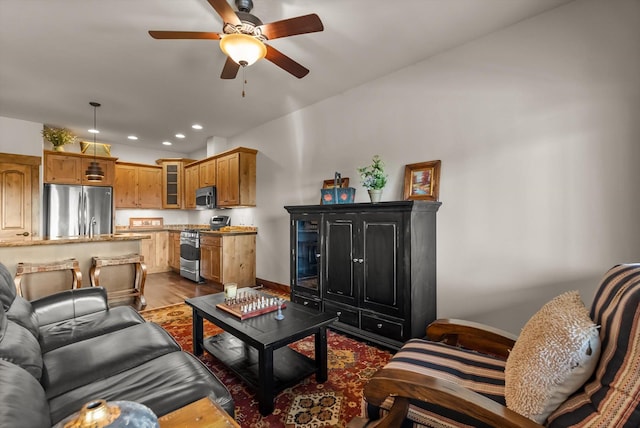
[53,145,65,152]
[368,189,383,203]
[54,399,159,428]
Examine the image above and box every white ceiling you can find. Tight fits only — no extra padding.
[0,0,574,154]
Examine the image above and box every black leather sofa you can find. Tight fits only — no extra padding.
[0,262,233,427]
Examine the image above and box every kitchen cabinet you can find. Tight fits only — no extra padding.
[183,164,199,210]
[156,159,195,209]
[199,158,216,187]
[139,231,170,274]
[200,235,221,283]
[168,230,180,271]
[200,233,256,287]
[216,148,256,207]
[44,151,115,186]
[114,162,162,209]
[285,201,441,350]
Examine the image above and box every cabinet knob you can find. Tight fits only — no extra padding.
[336,311,342,316]
[352,258,358,263]
[303,301,309,305]
[377,323,383,329]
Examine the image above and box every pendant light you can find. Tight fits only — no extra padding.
[85,101,104,182]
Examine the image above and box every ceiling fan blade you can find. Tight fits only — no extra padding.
[207,0,241,26]
[265,44,309,79]
[259,14,324,40]
[149,31,221,40]
[220,57,240,79]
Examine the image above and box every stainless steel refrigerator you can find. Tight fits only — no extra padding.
[43,184,113,237]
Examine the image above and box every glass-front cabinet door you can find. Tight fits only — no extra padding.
[290,215,321,298]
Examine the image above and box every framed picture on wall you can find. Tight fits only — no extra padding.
[403,160,441,201]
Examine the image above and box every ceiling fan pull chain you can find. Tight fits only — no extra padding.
[242,66,247,98]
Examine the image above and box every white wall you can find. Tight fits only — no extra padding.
[0,116,43,156]
[229,0,640,332]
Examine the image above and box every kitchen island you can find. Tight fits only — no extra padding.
[0,233,150,280]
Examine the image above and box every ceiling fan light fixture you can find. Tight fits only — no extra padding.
[219,33,266,66]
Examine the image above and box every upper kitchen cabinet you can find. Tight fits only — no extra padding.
[44,151,116,186]
[114,162,162,209]
[199,158,216,187]
[183,163,199,209]
[183,158,217,209]
[216,148,257,207]
[156,159,195,209]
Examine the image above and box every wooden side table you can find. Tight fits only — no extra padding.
[158,397,239,428]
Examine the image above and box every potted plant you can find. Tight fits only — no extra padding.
[42,126,77,151]
[358,155,388,203]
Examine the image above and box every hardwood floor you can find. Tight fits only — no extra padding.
[140,271,223,310]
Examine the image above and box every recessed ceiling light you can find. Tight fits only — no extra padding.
[162,141,172,146]
[175,133,185,139]
[88,129,99,134]
[192,124,203,130]
[127,135,138,140]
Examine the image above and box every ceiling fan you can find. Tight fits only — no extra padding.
[149,0,323,79]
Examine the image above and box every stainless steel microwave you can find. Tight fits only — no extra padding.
[195,186,216,210]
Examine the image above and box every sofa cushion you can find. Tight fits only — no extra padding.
[547,264,640,427]
[0,262,16,311]
[48,351,234,425]
[32,287,110,325]
[505,290,600,424]
[0,306,43,380]
[0,359,50,428]
[38,305,145,353]
[42,322,180,398]
[366,339,506,427]
[6,295,39,339]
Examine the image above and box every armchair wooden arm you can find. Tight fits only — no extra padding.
[350,368,542,428]
[426,318,517,360]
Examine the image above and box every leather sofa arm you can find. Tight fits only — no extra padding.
[31,287,109,326]
[426,318,517,360]
[358,368,541,428]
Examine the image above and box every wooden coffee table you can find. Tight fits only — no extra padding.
[186,291,337,415]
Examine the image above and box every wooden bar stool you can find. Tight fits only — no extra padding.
[90,254,147,310]
[14,258,82,300]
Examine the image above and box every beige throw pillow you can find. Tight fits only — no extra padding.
[505,291,600,424]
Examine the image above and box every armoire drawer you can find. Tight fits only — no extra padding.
[361,313,404,342]
[291,293,321,311]
[324,301,359,328]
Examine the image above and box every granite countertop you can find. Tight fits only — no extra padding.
[116,225,258,236]
[0,233,151,248]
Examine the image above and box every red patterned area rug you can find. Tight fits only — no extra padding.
[141,302,393,427]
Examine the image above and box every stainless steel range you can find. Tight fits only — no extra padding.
[180,229,203,283]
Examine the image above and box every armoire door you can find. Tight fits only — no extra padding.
[359,212,404,317]
[323,214,357,306]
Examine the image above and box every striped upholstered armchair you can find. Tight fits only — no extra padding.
[352,264,640,427]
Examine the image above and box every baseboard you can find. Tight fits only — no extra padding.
[255,277,290,295]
